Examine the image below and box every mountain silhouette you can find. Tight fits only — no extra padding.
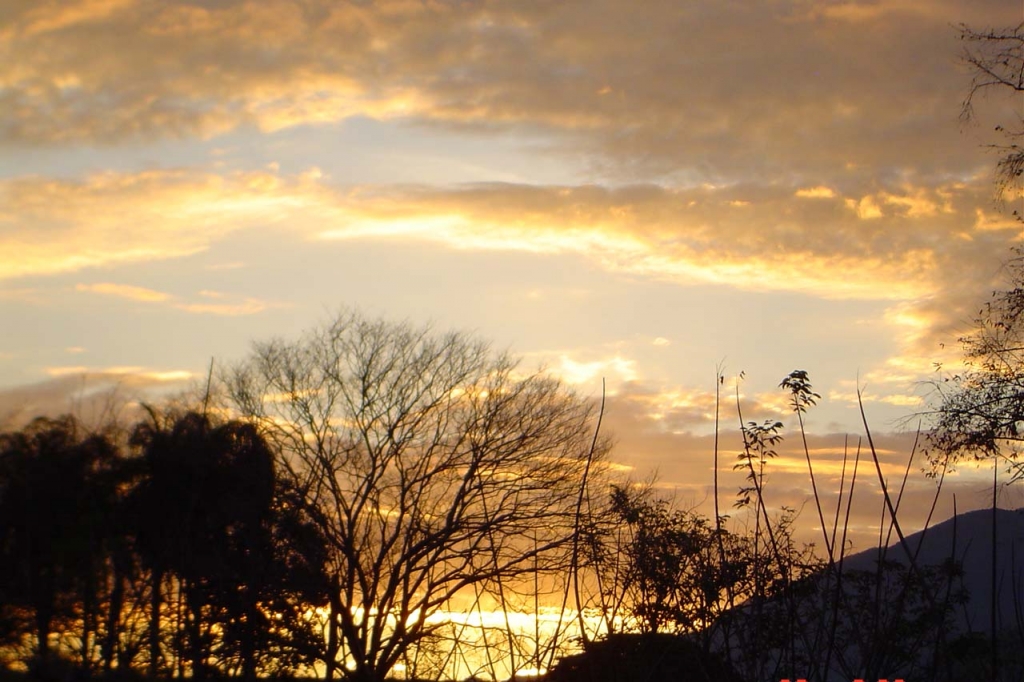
[840,506,1024,635]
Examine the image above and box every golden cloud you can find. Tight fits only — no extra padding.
[75,282,173,303]
[0,0,1013,187]
[555,354,638,387]
[796,186,837,199]
[0,169,328,279]
[174,299,272,316]
[75,278,278,317]
[317,181,1011,302]
[44,365,193,382]
[3,166,1017,390]
[606,380,794,435]
[0,168,988,301]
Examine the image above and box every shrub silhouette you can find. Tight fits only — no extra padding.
[545,633,744,682]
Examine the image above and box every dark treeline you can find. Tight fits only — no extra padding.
[0,312,1022,682]
[0,410,330,681]
[0,312,610,682]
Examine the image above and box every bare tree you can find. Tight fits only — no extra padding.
[958,21,1024,206]
[226,311,607,682]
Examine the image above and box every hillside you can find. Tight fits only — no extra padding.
[709,506,1024,682]
[840,506,1024,635]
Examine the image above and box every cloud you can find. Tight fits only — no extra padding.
[0,169,324,279]
[1,1,429,144]
[43,365,193,382]
[555,354,637,386]
[4,165,1017,387]
[1,0,1016,185]
[3,0,1018,408]
[76,282,173,302]
[75,279,278,316]
[7,168,1009,305]
[319,180,1016,305]
[796,186,837,199]
[0,369,194,431]
[173,299,272,316]
[606,380,795,435]
[204,261,246,271]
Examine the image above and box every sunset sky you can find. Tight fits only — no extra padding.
[2,0,1022,545]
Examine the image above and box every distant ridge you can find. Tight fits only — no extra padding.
[713,507,1024,681]
[839,506,1024,634]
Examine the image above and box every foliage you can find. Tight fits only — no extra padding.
[0,411,327,680]
[931,21,1024,477]
[927,252,1024,482]
[0,416,123,673]
[545,633,744,682]
[587,485,747,640]
[128,409,327,679]
[733,419,783,511]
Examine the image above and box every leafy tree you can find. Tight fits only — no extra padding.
[928,24,1024,681]
[0,416,123,673]
[128,409,205,676]
[227,311,606,682]
[594,485,746,639]
[928,256,1024,481]
[128,410,326,679]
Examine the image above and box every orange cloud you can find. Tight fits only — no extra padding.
[316,181,1009,303]
[75,278,278,317]
[0,0,1010,190]
[75,282,173,303]
[44,365,193,382]
[0,169,328,279]
[3,166,1016,401]
[796,186,836,199]
[174,299,271,316]
[7,169,1001,304]
[555,354,638,387]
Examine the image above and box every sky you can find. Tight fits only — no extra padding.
[2,0,1023,548]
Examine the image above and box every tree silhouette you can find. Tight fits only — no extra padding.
[582,484,748,644]
[128,409,326,679]
[932,21,1024,471]
[957,22,1023,208]
[228,311,607,682]
[0,416,123,674]
[928,256,1024,477]
[933,23,1024,466]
